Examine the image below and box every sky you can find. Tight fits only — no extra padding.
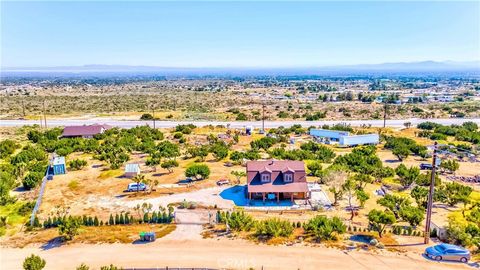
[1,1,479,68]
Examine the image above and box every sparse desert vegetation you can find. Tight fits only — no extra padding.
[2,75,479,122]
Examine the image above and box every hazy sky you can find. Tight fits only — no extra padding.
[1,1,479,67]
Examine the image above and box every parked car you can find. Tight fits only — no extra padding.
[127,183,148,192]
[425,243,470,263]
[420,163,433,170]
[216,179,229,186]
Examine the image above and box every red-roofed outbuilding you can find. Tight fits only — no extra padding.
[62,124,112,138]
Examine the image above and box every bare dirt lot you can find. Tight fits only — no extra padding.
[36,152,243,220]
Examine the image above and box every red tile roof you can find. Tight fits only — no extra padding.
[62,124,111,137]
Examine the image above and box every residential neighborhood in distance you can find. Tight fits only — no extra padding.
[1,1,479,270]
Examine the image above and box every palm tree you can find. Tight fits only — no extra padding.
[132,174,145,193]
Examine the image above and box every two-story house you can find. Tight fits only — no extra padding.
[246,160,309,203]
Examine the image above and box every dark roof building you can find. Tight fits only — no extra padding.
[246,160,309,202]
[62,124,112,138]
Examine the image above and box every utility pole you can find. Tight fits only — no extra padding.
[424,141,438,244]
[21,99,26,117]
[152,106,156,129]
[42,100,47,129]
[260,89,266,134]
[383,99,387,128]
[261,102,265,134]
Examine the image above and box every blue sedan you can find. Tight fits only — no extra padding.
[425,243,470,263]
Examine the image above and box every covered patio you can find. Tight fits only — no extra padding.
[247,182,309,204]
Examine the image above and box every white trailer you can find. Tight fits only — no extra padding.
[339,134,379,146]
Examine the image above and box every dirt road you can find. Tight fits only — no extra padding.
[1,236,473,270]
[1,205,473,269]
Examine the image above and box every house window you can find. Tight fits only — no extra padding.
[261,173,270,183]
[284,173,293,183]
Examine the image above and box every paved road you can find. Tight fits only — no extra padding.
[1,118,479,129]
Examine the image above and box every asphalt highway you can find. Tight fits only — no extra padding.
[1,118,479,129]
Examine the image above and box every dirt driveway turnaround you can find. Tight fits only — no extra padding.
[165,209,213,241]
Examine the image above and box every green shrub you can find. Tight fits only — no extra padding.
[18,201,36,216]
[255,218,294,238]
[173,132,183,139]
[23,254,46,270]
[140,113,154,120]
[219,211,255,232]
[185,164,210,180]
[235,113,248,121]
[76,263,90,270]
[0,139,18,158]
[68,159,87,171]
[303,216,346,242]
[23,172,44,190]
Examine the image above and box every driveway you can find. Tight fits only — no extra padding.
[309,183,332,207]
[165,209,213,241]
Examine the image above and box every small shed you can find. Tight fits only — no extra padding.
[124,163,141,178]
[51,156,66,175]
[430,221,447,240]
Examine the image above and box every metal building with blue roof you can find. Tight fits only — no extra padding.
[310,129,379,147]
[51,156,66,175]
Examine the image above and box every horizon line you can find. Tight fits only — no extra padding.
[3,60,480,70]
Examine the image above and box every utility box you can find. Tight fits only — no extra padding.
[139,231,156,242]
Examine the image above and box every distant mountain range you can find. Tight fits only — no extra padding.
[2,61,479,75]
[323,61,480,71]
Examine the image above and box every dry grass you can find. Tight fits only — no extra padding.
[37,143,245,219]
[1,224,176,248]
[67,180,80,190]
